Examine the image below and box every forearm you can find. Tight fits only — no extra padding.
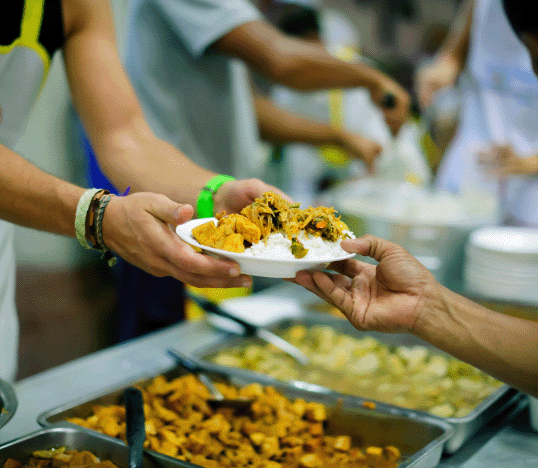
[415,284,538,396]
[216,22,390,93]
[0,144,84,237]
[270,51,389,92]
[61,0,216,207]
[88,116,215,207]
[255,95,341,146]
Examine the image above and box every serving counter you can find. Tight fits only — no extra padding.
[2,283,538,467]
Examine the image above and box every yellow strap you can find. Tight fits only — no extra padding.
[319,45,360,167]
[0,0,51,80]
[21,0,46,43]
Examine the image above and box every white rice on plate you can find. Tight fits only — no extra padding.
[243,230,355,260]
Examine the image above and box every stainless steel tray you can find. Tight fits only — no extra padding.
[0,379,17,431]
[0,422,197,468]
[37,362,453,468]
[190,313,523,454]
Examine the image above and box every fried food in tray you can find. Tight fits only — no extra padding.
[208,325,504,419]
[65,373,401,468]
[2,448,119,468]
[192,192,350,257]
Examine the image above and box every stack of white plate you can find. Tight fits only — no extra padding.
[464,227,538,304]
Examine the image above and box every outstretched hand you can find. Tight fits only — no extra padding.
[101,192,252,288]
[294,235,438,333]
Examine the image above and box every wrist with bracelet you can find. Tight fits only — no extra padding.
[75,188,118,266]
[196,174,235,218]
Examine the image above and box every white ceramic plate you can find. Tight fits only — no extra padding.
[176,218,356,278]
[469,227,538,256]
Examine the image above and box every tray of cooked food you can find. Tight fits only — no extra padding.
[0,379,17,431]
[176,192,356,278]
[36,360,453,468]
[0,422,195,468]
[190,314,523,454]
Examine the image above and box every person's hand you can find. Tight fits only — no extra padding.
[370,78,411,136]
[478,145,538,177]
[294,235,439,333]
[213,178,292,215]
[339,131,383,172]
[415,54,461,110]
[101,192,252,288]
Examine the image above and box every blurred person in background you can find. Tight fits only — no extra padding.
[415,0,538,227]
[123,0,409,182]
[0,0,284,381]
[265,1,431,204]
[295,0,538,398]
[263,1,373,205]
[85,0,412,341]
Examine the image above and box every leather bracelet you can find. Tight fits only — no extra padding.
[75,188,102,250]
[196,174,235,218]
[88,189,109,248]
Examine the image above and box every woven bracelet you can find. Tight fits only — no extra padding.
[75,188,102,250]
[95,194,117,267]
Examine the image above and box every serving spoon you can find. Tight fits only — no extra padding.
[186,291,310,365]
[124,387,145,468]
[167,349,253,410]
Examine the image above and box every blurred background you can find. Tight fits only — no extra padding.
[14,0,465,380]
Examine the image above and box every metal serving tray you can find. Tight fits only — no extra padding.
[190,313,523,454]
[0,379,17,431]
[37,362,453,468]
[0,422,197,468]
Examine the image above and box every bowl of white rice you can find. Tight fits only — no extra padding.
[176,218,356,278]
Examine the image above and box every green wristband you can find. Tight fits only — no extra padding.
[75,188,102,249]
[196,174,235,218]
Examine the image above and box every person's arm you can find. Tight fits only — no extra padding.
[416,283,538,396]
[415,0,473,109]
[61,0,214,205]
[254,94,382,169]
[0,143,84,237]
[212,20,410,135]
[0,0,288,289]
[294,235,538,397]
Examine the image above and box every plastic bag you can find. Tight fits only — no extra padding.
[374,122,433,186]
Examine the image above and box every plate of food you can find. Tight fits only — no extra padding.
[176,192,356,278]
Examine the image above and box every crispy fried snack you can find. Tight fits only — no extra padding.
[66,374,401,468]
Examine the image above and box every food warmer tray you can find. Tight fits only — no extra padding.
[189,313,523,454]
[37,360,453,468]
[0,422,198,468]
[0,379,17,431]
